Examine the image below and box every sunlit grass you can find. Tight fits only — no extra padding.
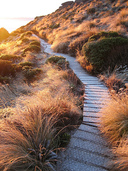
[0,62,82,170]
[100,94,128,145]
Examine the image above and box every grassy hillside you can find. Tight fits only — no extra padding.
[22,0,128,55]
[11,0,127,76]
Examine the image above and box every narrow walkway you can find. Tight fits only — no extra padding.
[41,40,112,171]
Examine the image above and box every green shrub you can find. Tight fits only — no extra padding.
[22,66,32,70]
[46,55,69,69]
[46,55,65,64]
[0,54,22,63]
[82,33,128,74]
[19,61,33,67]
[88,31,120,42]
[49,23,60,29]
[19,31,32,40]
[0,60,16,76]
[23,45,41,54]
[29,40,41,47]
[23,68,42,80]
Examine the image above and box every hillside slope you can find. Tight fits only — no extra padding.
[14,0,128,57]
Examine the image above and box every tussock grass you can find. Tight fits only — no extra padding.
[0,84,82,171]
[51,39,70,53]
[100,94,128,170]
[112,139,128,170]
[99,72,125,93]
[0,105,58,171]
[0,62,83,170]
[100,94,128,144]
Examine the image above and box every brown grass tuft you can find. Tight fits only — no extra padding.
[100,94,128,145]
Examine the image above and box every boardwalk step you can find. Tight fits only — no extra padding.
[72,129,108,146]
[57,158,108,171]
[83,116,100,123]
[70,137,111,157]
[83,111,102,117]
[78,124,100,134]
[63,148,111,170]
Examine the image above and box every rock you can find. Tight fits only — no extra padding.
[0,27,9,41]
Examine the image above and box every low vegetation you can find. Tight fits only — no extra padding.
[46,55,69,69]
[81,32,128,74]
[0,54,22,62]
[0,31,42,83]
[100,93,128,170]
[0,62,83,170]
[22,44,41,54]
[0,26,83,170]
[19,0,128,58]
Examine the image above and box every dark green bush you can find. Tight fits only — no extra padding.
[23,45,41,54]
[23,68,42,80]
[46,55,65,64]
[82,33,128,74]
[29,41,40,47]
[19,61,33,67]
[0,54,22,63]
[46,55,69,69]
[19,31,32,40]
[88,31,120,42]
[49,23,60,29]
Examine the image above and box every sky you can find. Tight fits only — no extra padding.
[0,0,75,18]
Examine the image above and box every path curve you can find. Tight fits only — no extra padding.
[41,39,112,171]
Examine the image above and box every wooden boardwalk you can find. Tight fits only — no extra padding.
[41,40,112,171]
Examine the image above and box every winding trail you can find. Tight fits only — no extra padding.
[41,40,112,171]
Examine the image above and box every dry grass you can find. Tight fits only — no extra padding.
[0,32,40,56]
[76,49,94,73]
[0,104,58,171]
[51,39,70,53]
[21,0,128,59]
[100,94,128,145]
[112,139,128,170]
[0,63,82,170]
[99,73,125,93]
[100,92,128,170]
